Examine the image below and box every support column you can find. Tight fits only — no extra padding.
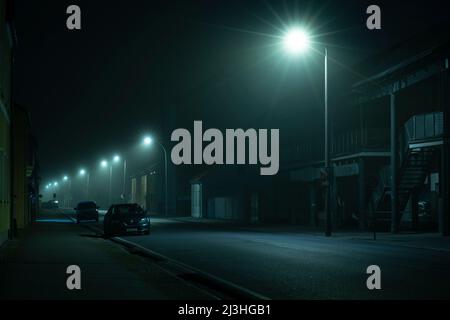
[411,192,419,232]
[441,143,449,235]
[440,59,449,236]
[390,93,400,233]
[310,183,317,227]
[358,158,367,230]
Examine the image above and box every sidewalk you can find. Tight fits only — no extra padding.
[0,213,213,300]
[167,216,450,252]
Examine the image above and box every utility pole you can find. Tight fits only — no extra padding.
[324,48,332,237]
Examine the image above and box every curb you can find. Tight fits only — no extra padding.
[68,214,270,300]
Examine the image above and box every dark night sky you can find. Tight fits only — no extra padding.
[12,0,450,182]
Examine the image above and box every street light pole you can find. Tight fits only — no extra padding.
[157,142,169,217]
[122,159,127,203]
[283,28,332,236]
[324,48,332,237]
[143,136,169,217]
[109,165,113,205]
[86,172,90,199]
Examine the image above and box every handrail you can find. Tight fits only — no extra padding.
[370,111,443,215]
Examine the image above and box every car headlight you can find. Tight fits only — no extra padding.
[139,218,149,223]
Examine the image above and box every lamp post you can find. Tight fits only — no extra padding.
[100,155,123,205]
[100,160,112,205]
[79,169,90,200]
[143,136,168,217]
[63,175,71,208]
[122,158,127,203]
[282,27,332,237]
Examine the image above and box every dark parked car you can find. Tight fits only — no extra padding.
[74,201,99,223]
[104,203,150,237]
[42,200,59,209]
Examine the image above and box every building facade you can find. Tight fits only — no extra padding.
[12,105,39,231]
[282,26,450,235]
[0,0,14,246]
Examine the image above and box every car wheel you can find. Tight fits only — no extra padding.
[144,230,150,235]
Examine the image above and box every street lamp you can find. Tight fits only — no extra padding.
[101,155,123,205]
[79,168,90,199]
[282,27,332,237]
[62,175,71,208]
[100,160,108,168]
[112,155,128,203]
[142,135,168,216]
[143,136,153,146]
[283,28,310,54]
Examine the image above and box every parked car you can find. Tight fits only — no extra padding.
[42,200,59,209]
[74,201,99,223]
[104,203,150,237]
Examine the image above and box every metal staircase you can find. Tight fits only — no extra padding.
[368,112,443,228]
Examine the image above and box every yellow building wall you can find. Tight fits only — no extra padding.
[0,0,12,245]
[0,109,10,245]
[12,108,28,229]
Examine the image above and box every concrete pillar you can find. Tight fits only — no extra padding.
[440,143,449,235]
[411,192,419,232]
[310,183,317,227]
[440,61,450,236]
[390,93,400,233]
[358,158,367,230]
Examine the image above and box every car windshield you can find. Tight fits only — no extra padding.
[114,205,144,214]
[78,202,96,209]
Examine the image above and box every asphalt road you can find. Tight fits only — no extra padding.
[67,209,450,299]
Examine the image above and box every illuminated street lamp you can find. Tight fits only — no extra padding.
[111,155,127,203]
[142,135,168,216]
[62,175,72,207]
[101,155,124,205]
[143,136,153,146]
[79,168,90,199]
[283,28,310,54]
[282,27,332,237]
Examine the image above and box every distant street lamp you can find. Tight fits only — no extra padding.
[79,168,90,199]
[282,27,332,237]
[112,155,128,203]
[62,175,72,207]
[100,160,108,168]
[143,136,153,146]
[142,135,168,216]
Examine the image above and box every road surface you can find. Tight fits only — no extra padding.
[66,209,450,299]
